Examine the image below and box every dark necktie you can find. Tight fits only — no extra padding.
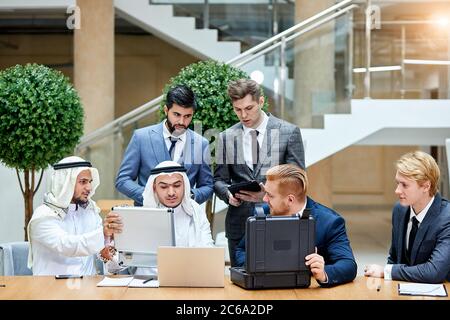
[250,130,259,170]
[168,137,179,160]
[407,216,419,260]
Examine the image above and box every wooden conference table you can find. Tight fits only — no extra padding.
[0,276,448,300]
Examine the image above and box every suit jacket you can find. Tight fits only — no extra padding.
[235,198,357,287]
[115,122,214,205]
[214,113,305,240]
[388,193,450,283]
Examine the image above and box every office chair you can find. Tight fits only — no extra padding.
[0,241,33,276]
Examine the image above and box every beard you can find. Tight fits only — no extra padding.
[270,201,290,216]
[72,196,89,209]
[166,118,187,136]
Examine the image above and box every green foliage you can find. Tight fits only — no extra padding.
[0,63,84,170]
[160,60,268,133]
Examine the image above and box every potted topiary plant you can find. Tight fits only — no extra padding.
[0,63,84,240]
[160,60,268,224]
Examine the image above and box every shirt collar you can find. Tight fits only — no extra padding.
[242,112,269,136]
[410,196,434,224]
[296,199,307,218]
[162,120,187,141]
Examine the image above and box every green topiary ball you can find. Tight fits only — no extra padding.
[160,60,268,134]
[0,63,84,170]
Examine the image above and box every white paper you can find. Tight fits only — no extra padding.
[128,278,160,288]
[96,276,133,287]
[399,283,447,297]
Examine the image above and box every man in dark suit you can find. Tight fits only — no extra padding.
[214,79,305,267]
[365,151,450,283]
[116,85,213,206]
[235,164,357,286]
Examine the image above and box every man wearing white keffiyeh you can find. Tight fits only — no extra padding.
[27,156,109,275]
[104,161,214,274]
[106,161,214,248]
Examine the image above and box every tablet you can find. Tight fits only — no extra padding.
[228,180,262,196]
[112,206,175,255]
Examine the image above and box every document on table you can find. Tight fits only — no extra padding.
[96,276,133,287]
[398,283,448,297]
[96,276,159,288]
[128,277,159,288]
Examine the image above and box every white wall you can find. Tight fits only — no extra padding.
[0,164,47,243]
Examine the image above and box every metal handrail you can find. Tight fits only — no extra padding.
[234,4,358,68]
[76,0,357,151]
[226,0,354,65]
[77,96,162,150]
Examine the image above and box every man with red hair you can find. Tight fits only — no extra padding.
[235,164,357,287]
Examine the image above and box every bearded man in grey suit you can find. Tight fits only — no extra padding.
[214,79,305,266]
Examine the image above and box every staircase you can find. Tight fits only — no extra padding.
[302,99,450,166]
[114,0,295,99]
[114,0,241,62]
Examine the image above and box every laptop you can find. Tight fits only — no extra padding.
[157,247,225,287]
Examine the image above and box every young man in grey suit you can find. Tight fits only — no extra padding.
[116,85,214,206]
[214,79,305,267]
[365,151,450,283]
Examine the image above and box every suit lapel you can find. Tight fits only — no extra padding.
[397,206,409,264]
[410,194,442,263]
[254,114,280,176]
[150,122,169,164]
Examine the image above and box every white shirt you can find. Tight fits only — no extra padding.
[29,204,104,276]
[384,196,434,280]
[242,112,269,170]
[162,120,187,163]
[296,201,307,218]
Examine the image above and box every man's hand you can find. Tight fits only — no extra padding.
[235,183,266,203]
[305,248,327,283]
[364,264,384,278]
[99,245,116,262]
[228,193,242,207]
[103,211,123,237]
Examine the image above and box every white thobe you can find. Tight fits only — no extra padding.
[29,203,104,276]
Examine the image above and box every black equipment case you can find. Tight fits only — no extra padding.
[230,209,315,289]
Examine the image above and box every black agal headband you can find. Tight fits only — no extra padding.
[150,166,187,175]
[53,161,92,170]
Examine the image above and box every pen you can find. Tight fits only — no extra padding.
[143,277,154,284]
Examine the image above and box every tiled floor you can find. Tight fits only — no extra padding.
[213,207,393,276]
